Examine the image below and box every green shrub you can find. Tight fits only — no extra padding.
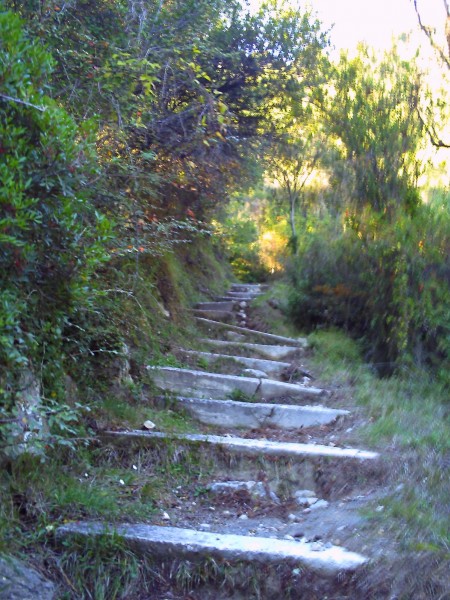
[220,216,270,282]
[288,202,450,381]
[0,11,111,437]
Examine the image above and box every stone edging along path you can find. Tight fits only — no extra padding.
[57,283,383,595]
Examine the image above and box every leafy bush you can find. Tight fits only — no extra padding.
[219,215,270,282]
[0,11,111,438]
[288,202,450,381]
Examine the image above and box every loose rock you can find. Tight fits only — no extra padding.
[208,480,279,502]
[225,332,246,342]
[0,556,55,600]
[242,369,269,379]
[294,489,316,499]
[296,496,319,507]
[309,500,329,511]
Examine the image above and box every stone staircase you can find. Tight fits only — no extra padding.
[57,283,382,598]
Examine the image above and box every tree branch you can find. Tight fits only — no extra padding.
[0,93,47,112]
[413,0,450,69]
[416,106,450,148]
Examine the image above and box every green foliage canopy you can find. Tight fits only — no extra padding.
[322,45,425,213]
[0,9,110,383]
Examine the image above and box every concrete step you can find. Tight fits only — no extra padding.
[147,366,325,400]
[195,301,236,312]
[178,349,291,377]
[196,318,308,347]
[216,296,255,303]
[225,291,261,299]
[191,309,235,323]
[230,284,265,293]
[103,430,379,461]
[172,396,349,429]
[200,339,303,360]
[103,430,381,498]
[57,522,368,576]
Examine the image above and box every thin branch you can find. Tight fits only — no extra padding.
[413,0,450,69]
[0,93,46,112]
[298,153,321,192]
[416,106,450,148]
[446,0,450,57]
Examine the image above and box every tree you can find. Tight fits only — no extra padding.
[8,0,328,225]
[268,129,324,252]
[322,44,425,214]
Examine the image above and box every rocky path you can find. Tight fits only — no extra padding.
[57,283,384,598]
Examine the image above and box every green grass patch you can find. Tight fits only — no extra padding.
[308,328,363,378]
[249,282,306,339]
[56,538,324,600]
[146,352,186,368]
[196,356,210,370]
[58,533,142,600]
[228,389,258,403]
[100,396,147,427]
[98,389,200,434]
[151,407,199,433]
[307,327,450,552]
[197,356,245,375]
[0,434,216,557]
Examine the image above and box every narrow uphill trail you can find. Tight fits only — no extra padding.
[58,284,387,599]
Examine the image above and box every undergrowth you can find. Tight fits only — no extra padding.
[0,236,234,595]
[308,329,450,554]
[51,542,337,600]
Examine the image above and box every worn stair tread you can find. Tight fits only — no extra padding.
[216,296,256,302]
[195,301,236,311]
[178,349,291,376]
[104,430,379,460]
[225,291,261,297]
[230,285,266,294]
[57,522,367,574]
[173,396,349,429]
[191,309,235,321]
[200,339,302,360]
[195,318,308,347]
[147,366,325,400]
[224,285,267,298]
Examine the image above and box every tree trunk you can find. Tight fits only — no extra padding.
[289,192,298,254]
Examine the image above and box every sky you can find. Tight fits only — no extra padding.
[249,0,447,57]
[305,0,445,55]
